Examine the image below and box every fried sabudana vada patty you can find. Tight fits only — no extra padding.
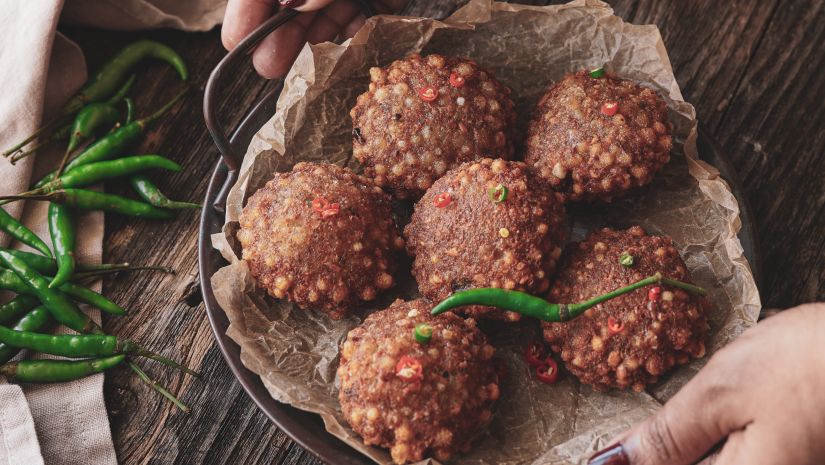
[351,53,517,199]
[237,162,404,319]
[543,226,710,392]
[525,71,673,202]
[405,158,566,321]
[338,299,500,464]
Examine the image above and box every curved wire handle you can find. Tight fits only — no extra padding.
[203,1,379,212]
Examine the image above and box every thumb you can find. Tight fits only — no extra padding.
[280,0,336,11]
[588,367,745,465]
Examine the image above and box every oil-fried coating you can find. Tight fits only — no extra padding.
[405,158,566,321]
[338,299,500,464]
[237,162,404,319]
[542,226,710,391]
[351,53,517,199]
[525,71,673,202]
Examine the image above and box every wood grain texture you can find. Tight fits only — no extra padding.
[56,0,824,463]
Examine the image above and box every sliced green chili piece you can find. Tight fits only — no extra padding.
[413,323,433,344]
[619,251,634,267]
[488,184,509,203]
[589,67,605,78]
[0,355,125,383]
[431,273,707,321]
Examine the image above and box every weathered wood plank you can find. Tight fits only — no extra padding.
[57,0,824,463]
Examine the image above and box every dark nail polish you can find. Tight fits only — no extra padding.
[588,443,629,465]
[279,0,306,8]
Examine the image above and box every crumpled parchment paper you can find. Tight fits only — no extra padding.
[209,1,762,463]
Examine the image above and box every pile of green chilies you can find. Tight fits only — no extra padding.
[0,40,199,412]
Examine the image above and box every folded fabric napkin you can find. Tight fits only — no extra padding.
[0,1,224,463]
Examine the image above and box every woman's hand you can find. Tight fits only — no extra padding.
[222,0,408,79]
[589,303,825,465]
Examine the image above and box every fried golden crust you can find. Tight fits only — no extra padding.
[542,226,710,391]
[338,299,499,464]
[351,54,517,199]
[238,162,404,319]
[405,158,566,321]
[525,71,673,202]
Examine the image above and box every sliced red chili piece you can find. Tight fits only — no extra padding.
[648,286,662,301]
[525,343,546,367]
[536,358,558,384]
[419,86,438,102]
[449,72,466,88]
[311,197,329,213]
[395,355,423,382]
[433,192,452,208]
[320,203,340,219]
[601,101,619,116]
[607,316,624,335]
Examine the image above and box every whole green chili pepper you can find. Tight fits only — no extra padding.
[47,203,75,288]
[65,103,121,156]
[50,76,137,177]
[59,282,126,316]
[0,295,39,325]
[130,175,200,210]
[0,247,172,277]
[0,327,198,377]
[62,40,187,115]
[0,306,53,365]
[3,39,186,158]
[0,208,52,257]
[11,76,137,163]
[0,251,103,334]
[29,155,182,196]
[0,355,125,383]
[33,90,186,188]
[1,189,175,220]
[0,269,126,315]
[431,273,707,321]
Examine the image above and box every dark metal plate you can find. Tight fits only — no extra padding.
[198,86,760,465]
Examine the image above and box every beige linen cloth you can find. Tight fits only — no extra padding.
[0,1,224,464]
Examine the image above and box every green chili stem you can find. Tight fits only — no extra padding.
[72,265,175,281]
[127,360,189,412]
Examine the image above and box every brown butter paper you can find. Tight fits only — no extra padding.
[210,1,761,463]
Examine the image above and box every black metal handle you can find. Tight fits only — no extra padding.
[203,9,300,212]
[202,1,379,212]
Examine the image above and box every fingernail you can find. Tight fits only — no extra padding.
[588,443,629,465]
[279,0,306,8]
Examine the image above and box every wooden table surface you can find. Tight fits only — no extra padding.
[59,0,825,463]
